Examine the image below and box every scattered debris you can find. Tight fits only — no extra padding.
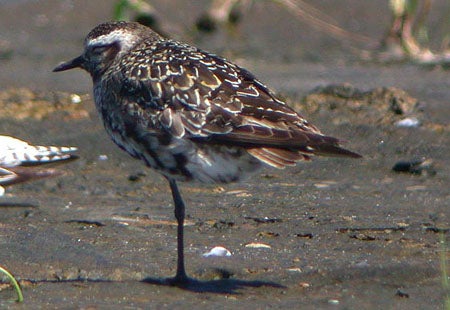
[395,117,421,127]
[423,227,449,234]
[295,233,313,239]
[245,216,283,224]
[111,214,196,227]
[298,282,310,288]
[354,260,370,268]
[301,84,422,126]
[337,226,406,233]
[64,219,105,227]
[396,222,410,228]
[245,242,271,249]
[261,173,278,179]
[128,172,146,182]
[0,88,89,120]
[392,158,436,176]
[350,233,376,241]
[69,94,82,104]
[202,246,232,257]
[328,299,340,305]
[314,183,330,189]
[395,289,410,298]
[243,267,272,274]
[98,154,108,161]
[256,231,280,237]
[405,185,428,191]
[212,186,225,193]
[342,215,357,222]
[314,180,337,189]
[286,267,302,272]
[225,189,251,197]
[209,219,235,230]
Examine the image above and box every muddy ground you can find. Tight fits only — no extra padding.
[0,0,449,309]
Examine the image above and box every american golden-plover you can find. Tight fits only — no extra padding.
[54,21,360,285]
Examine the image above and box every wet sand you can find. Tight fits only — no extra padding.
[0,1,449,308]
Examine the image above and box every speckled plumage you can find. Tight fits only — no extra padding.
[54,21,360,284]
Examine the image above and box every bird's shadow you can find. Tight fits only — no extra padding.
[142,276,286,294]
[0,201,38,208]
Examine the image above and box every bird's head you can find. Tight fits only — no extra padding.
[53,21,161,79]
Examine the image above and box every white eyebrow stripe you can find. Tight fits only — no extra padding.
[87,30,138,52]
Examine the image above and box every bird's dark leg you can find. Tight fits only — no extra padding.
[167,177,189,284]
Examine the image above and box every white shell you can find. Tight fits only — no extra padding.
[202,246,232,257]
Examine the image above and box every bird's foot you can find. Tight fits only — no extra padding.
[165,273,192,287]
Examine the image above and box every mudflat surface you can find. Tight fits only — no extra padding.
[0,1,449,309]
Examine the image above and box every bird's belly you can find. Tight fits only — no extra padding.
[184,144,262,183]
[96,102,262,183]
[108,128,262,183]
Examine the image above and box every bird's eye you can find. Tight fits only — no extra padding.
[91,45,109,54]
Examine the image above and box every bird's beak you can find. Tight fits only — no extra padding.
[53,55,84,72]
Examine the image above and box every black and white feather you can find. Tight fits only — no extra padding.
[0,135,77,195]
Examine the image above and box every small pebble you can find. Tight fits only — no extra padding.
[246,216,282,224]
[328,299,340,305]
[70,94,82,104]
[245,242,271,249]
[286,267,302,272]
[98,154,108,161]
[354,260,370,268]
[395,289,409,298]
[395,117,420,127]
[128,172,146,182]
[406,185,427,191]
[314,183,330,189]
[392,158,436,176]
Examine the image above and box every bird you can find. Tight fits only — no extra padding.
[53,21,361,285]
[0,135,77,196]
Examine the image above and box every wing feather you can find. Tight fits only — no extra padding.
[116,39,361,164]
